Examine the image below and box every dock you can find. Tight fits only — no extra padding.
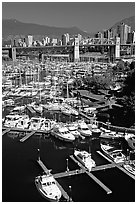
[97,151,135,180]
[20,130,36,142]
[70,155,112,194]
[26,105,36,114]
[53,169,85,179]
[37,159,70,201]
[2,128,11,136]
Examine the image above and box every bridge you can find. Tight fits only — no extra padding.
[2,37,135,62]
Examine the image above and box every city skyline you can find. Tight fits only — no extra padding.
[2,2,135,33]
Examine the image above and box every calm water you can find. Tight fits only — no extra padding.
[2,133,135,202]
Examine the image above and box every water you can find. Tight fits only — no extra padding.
[2,133,135,202]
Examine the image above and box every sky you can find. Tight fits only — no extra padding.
[2,1,135,33]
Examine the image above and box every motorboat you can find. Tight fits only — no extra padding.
[101,143,126,163]
[51,125,75,142]
[67,123,81,138]
[125,133,135,150]
[16,115,30,129]
[91,124,101,137]
[40,119,54,132]
[35,170,62,201]
[74,149,96,171]
[123,161,135,175]
[3,114,21,128]
[78,121,92,137]
[29,117,43,130]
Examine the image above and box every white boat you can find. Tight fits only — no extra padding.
[16,115,30,129]
[91,124,101,136]
[78,121,92,137]
[40,119,54,132]
[74,149,96,171]
[101,144,126,163]
[67,124,81,138]
[35,170,62,201]
[123,161,135,175]
[52,126,75,142]
[125,133,135,150]
[3,114,21,128]
[29,117,43,130]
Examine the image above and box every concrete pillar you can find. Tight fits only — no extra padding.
[12,47,16,61]
[74,37,79,62]
[115,37,120,59]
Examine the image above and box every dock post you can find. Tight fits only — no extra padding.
[69,185,72,201]
[38,148,40,160]
[66,158,69,172]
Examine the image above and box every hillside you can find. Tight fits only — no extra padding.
[2,19,92,40]
[110,16,135,31]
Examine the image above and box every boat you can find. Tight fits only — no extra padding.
[51,125,75,142]
[16,115,30,129]
[91,124,101,137]
[35,170,62,202]
[125,133,135,150]
[101,143,126,163]
[78,121,92,137]
[67,123,81,138]
[3,114,21,128]
[123,161,135,175]
[40,119,54,132]
[74,149,96,171]
[29,117,43,130]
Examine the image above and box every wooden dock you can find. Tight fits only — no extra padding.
[26,105,36,114]
[20,130,36,142]
[70,155,112,194]
[37,159,70,201]
[2,128,11,136]
[97,151,135,180]
[53,169,85,179]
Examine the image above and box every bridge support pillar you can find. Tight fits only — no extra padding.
[115,37,120,59]
[74,37,79,62]
[12,47,16,61]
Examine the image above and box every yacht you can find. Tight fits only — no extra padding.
[91,124,101,137]
[3,114,21,128]
[67,123,81,138]
[16,115,30,129]
[78,121,92,137]
[101,143,126,163]
[125,133,135,150]
[29,117,43,130]
[35,170,62,202]
[123,161,135,176]
[74,149,96,171]
[40,119,54,132]
[51,125,75,142]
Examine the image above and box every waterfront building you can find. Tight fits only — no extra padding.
[62,33,70,45]
[28,35,33,47]
[78,34,82,42]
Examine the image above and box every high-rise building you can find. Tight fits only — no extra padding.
[28,35,33,47]
[62,33,70,45]
[120,23,131,44]
[77,34,82,42]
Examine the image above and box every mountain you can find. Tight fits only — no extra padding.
[2,19,92,40]
[110,16,135,31]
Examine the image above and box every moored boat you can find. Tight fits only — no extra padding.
[74,149,96,171]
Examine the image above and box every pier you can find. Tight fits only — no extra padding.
[37,159,70,201]
[26,105,36,114]
[97,151,135,180]
[20,130,36,142]
[2,128,11,136]
[53,169,85,179]
[70,155,112,194]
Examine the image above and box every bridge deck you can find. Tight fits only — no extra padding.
[70,155,112,194]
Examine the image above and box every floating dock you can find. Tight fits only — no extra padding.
[53,169,85,179]
[20,130,36,142]
[37,159,70,201]
[70,155,112,194]
[97,151,135,180]
[2,128,11,136]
